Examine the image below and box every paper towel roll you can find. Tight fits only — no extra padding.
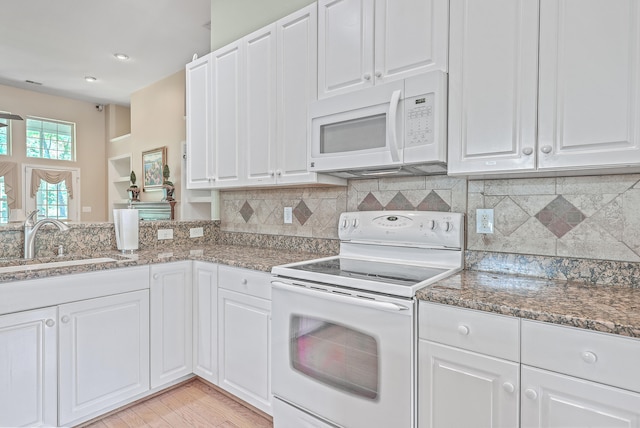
[113,209,139,252]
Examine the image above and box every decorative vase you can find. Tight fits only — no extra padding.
[128,186,141,202]
[162,184,175,202]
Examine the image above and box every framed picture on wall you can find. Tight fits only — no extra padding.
[142,146,167,191]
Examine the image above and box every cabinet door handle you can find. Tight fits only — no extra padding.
[241,279,248,285]
[153,274,159,280]
[61,315,70,324]
[375,71,382,78]
[269,170,275,177]
[364,73,371,81]
[522,147,534,156]
[502,382,515,393]
[524,388,538,400]
[540,145,553,154]
[581,351,598,364]
[45,319,55,327]
[457,325,470,336]
[276,170,282,176]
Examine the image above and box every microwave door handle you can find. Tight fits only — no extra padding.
[388,89,402,162]
[272,281,410,312]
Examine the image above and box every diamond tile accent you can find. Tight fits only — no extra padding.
[357,192,384,211]
[294,200,313,226]
[417,190,451,212]
[385,192,414,210]
[239,201,254,223]
[535,195,586,238]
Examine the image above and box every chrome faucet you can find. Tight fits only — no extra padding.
[23,210,70,259]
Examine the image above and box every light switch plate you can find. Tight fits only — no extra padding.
[284,207,293,224]
[157,229,173,240]
[476,209,494,234]
[190,227,204,238]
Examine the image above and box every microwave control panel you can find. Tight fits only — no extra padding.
[405,93,434,147]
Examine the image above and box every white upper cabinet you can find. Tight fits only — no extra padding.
[449,0,640,176]
[318,0,449,99]
[537,0,640,171]
[244,24,278,186]
[447,0,540,175]
[185,54,215,189]
[211,40,245,187]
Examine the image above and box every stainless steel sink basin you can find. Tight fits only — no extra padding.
[0,257,118,274]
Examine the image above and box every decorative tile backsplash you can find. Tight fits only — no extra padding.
[468,174,640,262]
[220,176,467,239]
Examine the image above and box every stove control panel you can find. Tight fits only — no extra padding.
[338,210,464,249]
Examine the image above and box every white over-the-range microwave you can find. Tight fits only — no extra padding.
[308,71,447,178]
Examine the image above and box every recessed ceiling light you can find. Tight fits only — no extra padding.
[114,53,129,61]
[84,76,97,82]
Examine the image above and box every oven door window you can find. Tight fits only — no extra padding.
[290,315,379,400]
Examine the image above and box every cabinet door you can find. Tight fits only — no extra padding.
[193,262,218,385]
[276,4,318,184]
[244,24,278,187]
[447,0,539,175]
[418,340,519,428]
[521,366,640,428]
[185,54,215,189]
[0,307,57,428]
[58,290,150,426]
[212,40,244,187]
[318,0,375,98]
[537,0,640,170]
[374,0,449,84]
[150,262,193,388]
[218,288,272,415]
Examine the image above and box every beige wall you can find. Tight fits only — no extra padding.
[106,70,186,211]
[0,84,107,221]
[210,0,315,50]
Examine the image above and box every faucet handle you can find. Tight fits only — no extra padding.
[25,210,39,226]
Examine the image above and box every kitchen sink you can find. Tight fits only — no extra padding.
[0,256,120,274]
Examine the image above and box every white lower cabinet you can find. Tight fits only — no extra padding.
[218,265,272,415]
[419,341,520,428]
[521,366,640,428]
[0,307,58,428]
[418,302,520,428]
[150,262,193,388]
[192,261,219,385]
[58,290,150,426]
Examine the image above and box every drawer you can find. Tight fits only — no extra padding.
[419,302,520,361]
[521,320,640,393]
[218,265,271,300]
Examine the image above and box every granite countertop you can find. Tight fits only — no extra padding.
[0,244,331,284]
[3,244,640,339]
[416,270,640,338]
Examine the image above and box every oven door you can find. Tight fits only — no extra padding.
[271,279,414,428]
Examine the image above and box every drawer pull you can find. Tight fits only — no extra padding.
[581,351,598,364]
[524,388,538,400]
[242,279,248,285]
[502,382,515,393]
[457,325,470,336]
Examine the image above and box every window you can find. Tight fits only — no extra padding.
[0,118,8,155]
[0,177,8,223]
[24,166,79,221]
[36,180,68,220]
[26,117,75,160]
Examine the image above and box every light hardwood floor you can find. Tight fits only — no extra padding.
[82,379,273,428]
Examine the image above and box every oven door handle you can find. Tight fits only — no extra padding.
[272,281,411,312]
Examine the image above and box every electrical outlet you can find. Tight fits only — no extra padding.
[284,207,293,224]
[190,227,204,238]
[157,229,174,240]
[476,209,494,234]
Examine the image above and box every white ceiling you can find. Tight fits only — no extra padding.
[0,0,211,106]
